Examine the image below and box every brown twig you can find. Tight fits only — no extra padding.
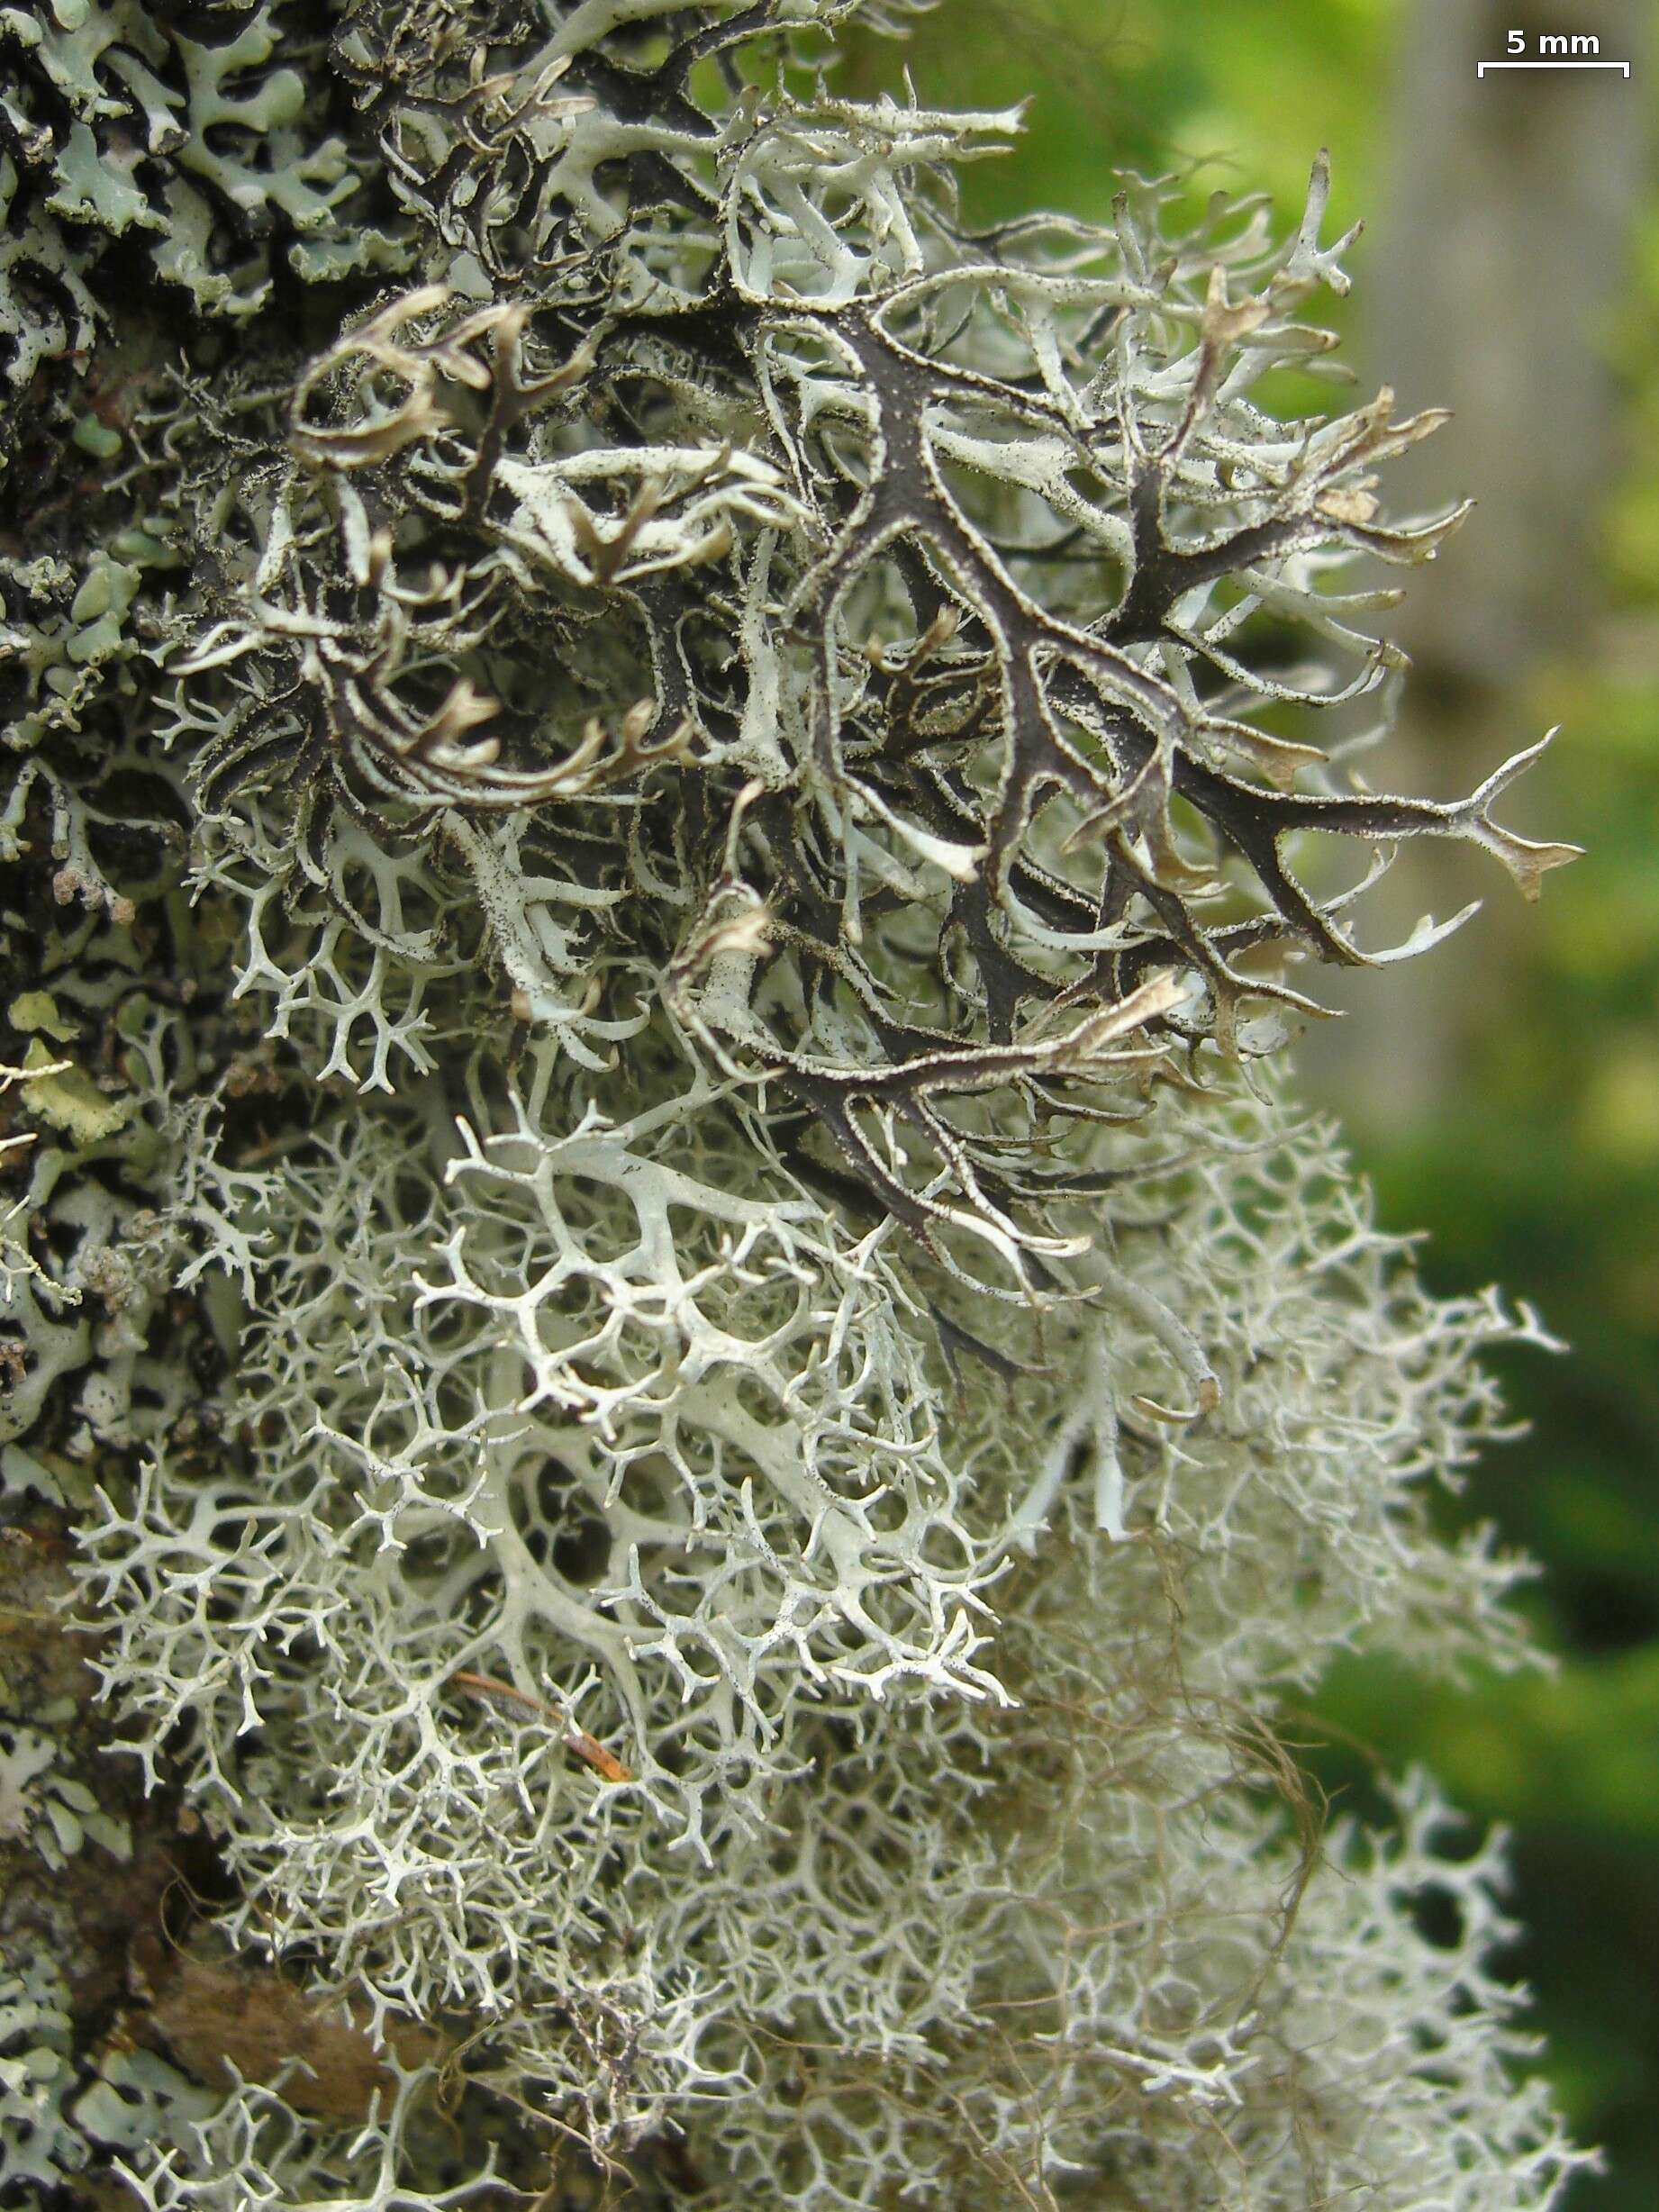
[447,1670,632,1784]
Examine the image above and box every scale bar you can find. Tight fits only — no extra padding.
[1478,59,1631,75]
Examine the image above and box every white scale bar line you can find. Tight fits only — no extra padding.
[1477,60,1631,75]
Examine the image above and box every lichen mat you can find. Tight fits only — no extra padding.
[0,3,1590,2207]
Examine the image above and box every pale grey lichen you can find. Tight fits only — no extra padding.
[0,1939,83,2197]
[0,1930,215,2204]
[0,3,1589,2207]
[0,0,403,370]
[0,1548,213,2207]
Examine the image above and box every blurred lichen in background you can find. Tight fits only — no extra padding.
[0,1,1632,2206]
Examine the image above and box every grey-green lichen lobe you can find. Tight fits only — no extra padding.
[0,0,403,340]
[0,3,1587,2208]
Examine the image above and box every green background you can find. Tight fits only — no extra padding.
[832,5,1658,2204]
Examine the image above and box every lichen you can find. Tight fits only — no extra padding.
[0,4,1587,2208]
[0,0,403,370]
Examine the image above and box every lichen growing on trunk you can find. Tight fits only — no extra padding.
[1,4,1584,2207]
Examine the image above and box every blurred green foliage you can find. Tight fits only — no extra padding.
[836,0,1392,225]
[840,6,1659,2205]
